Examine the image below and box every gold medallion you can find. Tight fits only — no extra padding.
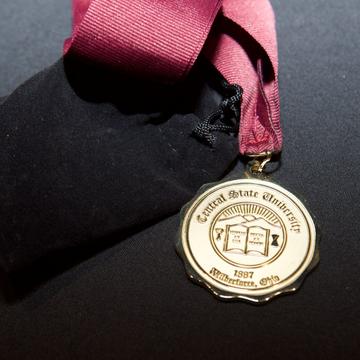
[177,178,318,303]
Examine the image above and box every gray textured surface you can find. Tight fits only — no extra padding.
[0,0,70,96]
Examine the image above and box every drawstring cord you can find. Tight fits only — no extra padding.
[192,82,243,146]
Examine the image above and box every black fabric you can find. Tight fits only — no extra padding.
[0,56,238,273]
[1,0,360,359]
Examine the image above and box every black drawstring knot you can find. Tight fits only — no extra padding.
[193,82,243,146]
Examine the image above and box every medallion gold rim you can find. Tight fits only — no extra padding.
[177,178,319,303]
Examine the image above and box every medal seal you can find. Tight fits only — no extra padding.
[177,178,318,303]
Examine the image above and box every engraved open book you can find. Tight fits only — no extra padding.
[223,225,270,256]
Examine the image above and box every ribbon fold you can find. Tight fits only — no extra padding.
[65,0,282,155]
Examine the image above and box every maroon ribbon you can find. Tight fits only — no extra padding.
[65,0,282,155]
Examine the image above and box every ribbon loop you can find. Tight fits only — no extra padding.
[65,0,222,83]
[65,0,282,155]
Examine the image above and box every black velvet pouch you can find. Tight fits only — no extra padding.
[0,56,239,273]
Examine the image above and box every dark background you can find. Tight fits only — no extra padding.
[1,0,359,359]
